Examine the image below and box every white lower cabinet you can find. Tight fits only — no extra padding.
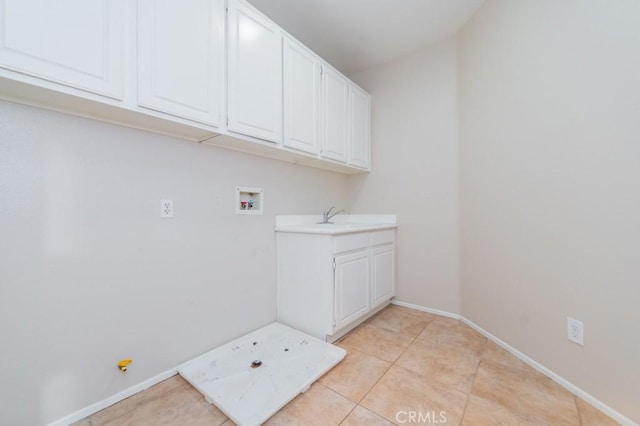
[277,229,395,341]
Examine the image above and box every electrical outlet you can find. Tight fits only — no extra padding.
[567,317,584,346]
[160,199,173,218]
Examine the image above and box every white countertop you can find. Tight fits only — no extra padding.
[275,214,397,235]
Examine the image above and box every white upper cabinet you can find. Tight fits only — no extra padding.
[138,0,224,127]
[0,0,370,173]
[0,0,126,99]
[321,64,349,163]
[348,84,371,170]
[227,0,282,143]
[283,36,321,155]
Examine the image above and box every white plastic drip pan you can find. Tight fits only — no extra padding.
[178,322,346,425]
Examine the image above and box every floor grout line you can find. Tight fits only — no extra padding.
[458,336,489,425]
[333,308,434,425]
[575,394,584,426]
[337,403,357,426]
[355,313,432,424]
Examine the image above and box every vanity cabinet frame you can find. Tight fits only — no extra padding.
[277,229,395,342]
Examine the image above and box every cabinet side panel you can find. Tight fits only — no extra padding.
[277,233,333,339]
[348,85,370,169]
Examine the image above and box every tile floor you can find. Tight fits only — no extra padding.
[75,305,620,425]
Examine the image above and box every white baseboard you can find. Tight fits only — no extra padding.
[392,300,636,426]
[329,301,391,343]
[391,300,462,320]
[48,367,178,426]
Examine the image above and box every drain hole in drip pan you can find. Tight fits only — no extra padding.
[251,360,262,368]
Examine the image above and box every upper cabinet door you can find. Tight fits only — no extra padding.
[227,0,282,143]
[0,0,126,99]
[321,65,348,163]
[348,84,371,170]
[138,0,224,127]
[283,36,321,155]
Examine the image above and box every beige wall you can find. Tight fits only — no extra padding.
[4,0,640,421]
[0,100,348,425]
[348,38,460,314]
[458,0,640,421]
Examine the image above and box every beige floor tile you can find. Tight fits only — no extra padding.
[265,383,355,426]
[90,375,190,425]
[340,405,394,426]
[471,359,580,425]
[319,348,391,402]
[360,365,467,425]
[367,306,432,338]
[461,394,529,425]
[73,317,627,426]
[416,317,487,357]
[338,324,414,363]
[99,382,227,426]
[481,341,532,373]
[396,338,480,394]
[576,398,620,426]
[385,304,437,321]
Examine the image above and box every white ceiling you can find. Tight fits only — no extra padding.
[246,0,485,75]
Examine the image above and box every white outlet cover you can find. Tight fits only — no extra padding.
[160,199,173,218]
[567,317,584,346]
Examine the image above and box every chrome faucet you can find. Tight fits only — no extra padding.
[319,206,345,224]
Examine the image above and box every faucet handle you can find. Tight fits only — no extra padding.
[324,206,335,216]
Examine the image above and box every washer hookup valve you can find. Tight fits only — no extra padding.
[117,359,133,372]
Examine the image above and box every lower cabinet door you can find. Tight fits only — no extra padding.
[334,250,370,331]
[371,245,395,308]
